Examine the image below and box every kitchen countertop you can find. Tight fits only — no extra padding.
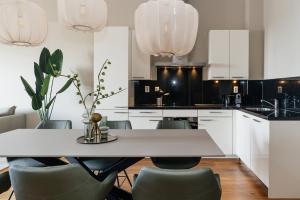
[129,104,300,121]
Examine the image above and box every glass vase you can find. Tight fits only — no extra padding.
[82,108,95,141]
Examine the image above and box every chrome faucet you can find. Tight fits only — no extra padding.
[261,99,279,110]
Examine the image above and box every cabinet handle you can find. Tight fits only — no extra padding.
[212,76,225,79]
[199,119,214,122]
[140,112,156,114]
[132,76,145,79]
[242,115,250,118]
[114,112,129,114]
[253,119,261,123]
[209,111,223,114]
[149,120,161,122]
[231,76,245,79]
[115,106,128,109]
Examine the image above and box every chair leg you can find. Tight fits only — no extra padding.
[123,170,132,187]
[8,190,14,200]
[116,175,120,187]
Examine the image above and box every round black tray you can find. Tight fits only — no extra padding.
[77,135,118,144]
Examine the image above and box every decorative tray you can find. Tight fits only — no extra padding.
[77,135,118,144]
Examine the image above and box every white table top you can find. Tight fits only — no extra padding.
[0,129,224,158]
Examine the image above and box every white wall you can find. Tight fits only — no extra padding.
[0,23,93,128]
[264,0,300,79]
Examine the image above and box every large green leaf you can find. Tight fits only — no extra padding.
[20,76,35,97]
[51,49,63,74]
[39,48,51,74]
[46,96,56,109]
[41,75,51,97]
[34,62,44,93]
[32,94,42,110]
[57,79,73,94]
[45,59,56,76]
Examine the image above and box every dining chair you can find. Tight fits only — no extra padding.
[9,164,117,200]
[132,167,222,200]
[0,171,13,199]
[151,120,201,169]
[7,120,73,168]
[82,120,133,187]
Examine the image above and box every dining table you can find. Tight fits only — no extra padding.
[0,129,224,199]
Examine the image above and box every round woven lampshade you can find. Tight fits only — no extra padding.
[0,0,48,46]
[135,0,199,57]
[57,0,107,32]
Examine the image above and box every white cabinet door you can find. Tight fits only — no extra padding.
[163,110,198,118]
[208,30,230,80]
[236,111,251,168]
[97,109,129,121]
[251,116,270,187]
[131,31,151,80]
[230,30,249,79]
[198,117,233,155]
[94,27,129,109]
[129,117,162,130]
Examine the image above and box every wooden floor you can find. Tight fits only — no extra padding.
[0,159,296,200]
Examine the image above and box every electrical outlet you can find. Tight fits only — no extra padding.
[145,86,150,93]
[278,86,283,94]
[233,86,239,93]
[155,86,160,92]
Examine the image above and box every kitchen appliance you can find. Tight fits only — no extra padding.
[222,93,242,107]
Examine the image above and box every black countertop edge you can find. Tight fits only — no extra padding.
[129,105,300,121]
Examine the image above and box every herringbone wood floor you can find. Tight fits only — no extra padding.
[0,159,296,200]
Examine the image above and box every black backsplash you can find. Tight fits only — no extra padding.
[134,68,300,107]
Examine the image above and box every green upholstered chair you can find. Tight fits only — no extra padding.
[152,120,200,169]
[132,167,222,200]
[35,120,72,129]
[9,164,116,200]
[82,120,132,187]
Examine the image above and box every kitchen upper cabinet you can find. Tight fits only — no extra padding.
[230,30,249,79]
[208,30,230,80]
[94,27,129,110]
[251,116,270,187]
[131,31,151,80]
[207,30,249,80]
[236,111,251,168]
[198,110,233,155]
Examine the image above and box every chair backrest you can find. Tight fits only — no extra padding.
[0,171,11,194]
[36,120,72,129]
[132,167,221,200]
[156,120,191,129]
[107,120,132,130]
[9,164,116,200]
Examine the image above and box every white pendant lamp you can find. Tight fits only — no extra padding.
[57,0,107,32]
[135,0,199,57]
[0,0,48,46]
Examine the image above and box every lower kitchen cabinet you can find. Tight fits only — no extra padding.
[97,109,129,121]
[129,117,162,130]
[251,116,269,187]
[236,111,251,168]
[235,110,269,187]
[198,117,233,155]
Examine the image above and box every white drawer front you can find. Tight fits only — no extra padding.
[129,117,162,130]
[198,110,232,117]
[97,109,129,121]
[163,110,198,117]
[129,110,163,117]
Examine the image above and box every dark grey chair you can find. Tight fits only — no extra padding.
[0,171,11,198]
[82,120,132,187]
[7,120,72,168]
[9,164,117,200]
[132,167,222,200]
[36,120,72,129]
[151,120,200,169]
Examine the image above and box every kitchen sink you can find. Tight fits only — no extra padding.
[244,107,274,112]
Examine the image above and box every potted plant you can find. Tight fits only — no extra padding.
[20,47,73,124]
